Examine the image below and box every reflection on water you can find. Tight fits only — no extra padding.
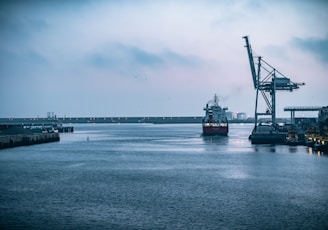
[288,146,298,153]
[252,144,316,155]
[253,144,276,153]
[307,147,327,157]
[202,135,228,145]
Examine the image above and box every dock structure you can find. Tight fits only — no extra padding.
[243,35,305,144]
[0,116,204,125]
[284,106,322,124]
[0,120,74,133]
[243,36,304,128]
[0,116,256,125]
[0,125,60,149]
[282,106,328,151]
[0,124,61,149]
[0,133,60,149]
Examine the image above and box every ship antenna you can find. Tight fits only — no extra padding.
[214,94,219,105]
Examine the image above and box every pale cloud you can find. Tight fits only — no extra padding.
[292,36,328,64]
[0,0,327,117]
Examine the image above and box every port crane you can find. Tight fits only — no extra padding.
[242,36,305,128]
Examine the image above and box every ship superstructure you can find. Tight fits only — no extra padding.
[202,94,228,136]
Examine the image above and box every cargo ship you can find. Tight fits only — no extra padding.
[202,94,228,136]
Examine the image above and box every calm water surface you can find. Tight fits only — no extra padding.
[0,124,328,229]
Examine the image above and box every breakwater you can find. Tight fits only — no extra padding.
[0,125,60,149]
[57,126,74,132]
[0,116,261,125]
[0,132,59,149]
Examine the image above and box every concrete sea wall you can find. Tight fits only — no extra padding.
[0,133,60,149]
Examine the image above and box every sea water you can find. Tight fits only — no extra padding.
[0,123,327,229]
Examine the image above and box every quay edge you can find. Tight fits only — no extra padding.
[0,133,60,150]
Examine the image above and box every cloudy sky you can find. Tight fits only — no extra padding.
[0,0,327,118]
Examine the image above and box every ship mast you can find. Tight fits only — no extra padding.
[214,94,219,106]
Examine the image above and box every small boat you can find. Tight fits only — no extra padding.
[202,94,228,136]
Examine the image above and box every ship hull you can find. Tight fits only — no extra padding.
[250,133,286,144]
[249,125,286,144]
[202,125,228,136]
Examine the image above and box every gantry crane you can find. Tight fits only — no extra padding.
[242,36,305,128]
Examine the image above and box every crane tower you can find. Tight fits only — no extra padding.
[242,36,305,128]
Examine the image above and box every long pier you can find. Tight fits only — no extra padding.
[0,116,203,125]
[0,116,258,125]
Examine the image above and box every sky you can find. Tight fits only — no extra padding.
[0,0,327,118]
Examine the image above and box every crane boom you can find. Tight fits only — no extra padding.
[242,35,305,129]
[243,36,257,89]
